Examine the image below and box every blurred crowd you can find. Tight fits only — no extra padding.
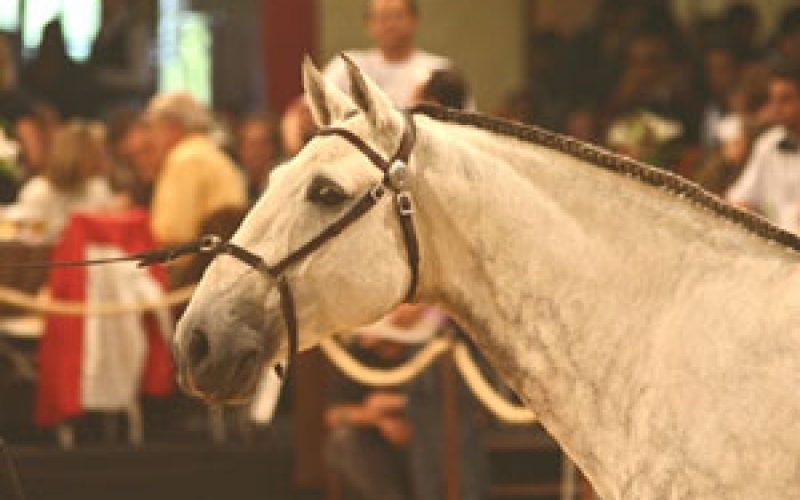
[500,1,800,213]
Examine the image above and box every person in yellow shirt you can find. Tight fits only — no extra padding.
[145,92,246,246]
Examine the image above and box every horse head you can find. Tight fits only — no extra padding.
[172,56,422,403]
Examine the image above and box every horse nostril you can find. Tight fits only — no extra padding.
[187,328,211,366]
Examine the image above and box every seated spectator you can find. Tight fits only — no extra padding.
[726,63,800,232]
[722,3,762,63]
[15,120,114,241]
[146,92,246,246]
[414,68,469,110]
[236,114,279,201]
[605,28,699,142]
[325,335,413,500]
[700,41,744,150]
[108,110,159,207]
[692,65,773,195]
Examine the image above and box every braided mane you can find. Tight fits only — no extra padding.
[410,103,800,254]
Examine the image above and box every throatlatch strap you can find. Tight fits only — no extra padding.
[398,210,419,303]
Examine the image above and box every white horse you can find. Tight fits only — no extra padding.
[174,57,800,499]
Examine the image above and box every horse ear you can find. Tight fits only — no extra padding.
[340,53,404,139]
[302,55,355,127]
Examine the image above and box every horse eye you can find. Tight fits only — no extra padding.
[307,176,349,206]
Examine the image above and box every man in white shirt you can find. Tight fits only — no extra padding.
[726,64,800,233]
[322,0,451,109]
[280,0,455,154]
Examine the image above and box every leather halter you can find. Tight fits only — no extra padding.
[7,113,421,379]
[192,112,420,374]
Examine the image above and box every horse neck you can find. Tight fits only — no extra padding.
[411,119,798,496]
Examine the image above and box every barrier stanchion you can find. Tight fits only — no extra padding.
[441,337,461,500]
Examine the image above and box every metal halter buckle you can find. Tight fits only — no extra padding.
[388,160,408,189]
[200,234,223,253]
[396,191,414,216]
[370,183,386,201]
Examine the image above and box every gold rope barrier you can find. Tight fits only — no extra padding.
[1,279,540,424]
[320,335,537,424]
[0,285,196,316]
[319,336,451,387]
[451,341,536,424]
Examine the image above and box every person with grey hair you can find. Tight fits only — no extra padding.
[147,92,246,247]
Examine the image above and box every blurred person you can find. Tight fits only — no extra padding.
[414,68,468,110]
[722,3,762,62]
[237,114,279,200]
[31,101,62,157]
[498,32,569,129]
[688,14,726,56]
[688,65,775,196]
[324,334,414,500]
[563,0,683,107]
[700,42,744,150]
[280,96,316,157]
[726,63,800,232]
[603,28,700,170]
[146,92,246,246]
[605,29,699,136]
[115,115,159,207]
[87,0,154,116]
[282,0,460,150]
[15,120,114,241]
[21,19,89,118]
[0,33,45,183]
[693,65,773,195]
[323,0,453,109]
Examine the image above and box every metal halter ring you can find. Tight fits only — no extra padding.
[388,159,409,189]
[369,183,386,202]
[200,234,224,253]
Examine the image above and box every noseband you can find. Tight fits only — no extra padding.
[189,113,420,373]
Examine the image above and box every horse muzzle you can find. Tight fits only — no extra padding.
[173,314,279,404]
